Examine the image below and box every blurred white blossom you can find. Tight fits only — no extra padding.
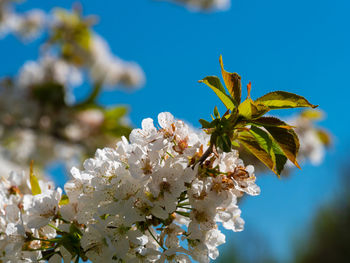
[288,110,330,166]
[89,35,145,88]
[0,4,145,177]
[18,55,83,91]
[0,1,46,40]
[161,0,231,11]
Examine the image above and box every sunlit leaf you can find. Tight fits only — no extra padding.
[29,161,41,196]
[213,106,220,118]
[238,99,269,120]
[199,76,235,110]
[104,106,128,120]
[51,8,92,65]
[250,116,294,129]
[255,91,318,109]
[238,131,275,172]
[249,126,275,160]
[102,106,132,137]
[59,194,70,206]
[250,126,287,176]
[219,55,241,105]
[264,126,301,168]
[249,119,292,175]
[241,126,288,176]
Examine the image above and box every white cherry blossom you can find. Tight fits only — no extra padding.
[0,112,260,262]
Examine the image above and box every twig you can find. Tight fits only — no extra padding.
[198,144,214,165]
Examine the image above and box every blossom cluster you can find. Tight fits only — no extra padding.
[0,0,46,40]
[0,1,145,89]
[0,5,144,176]
[0,170,62,262]
[0,112,260,262]
[48,9,145,89]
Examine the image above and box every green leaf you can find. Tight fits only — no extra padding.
[29,161,41,196]
[217,134,232,152]
[239,126,288,176]
[264,126,301,168]
[59,194,70,206]
[249,126,274,157]
[249,126,284,176]
[238,99,270,120]
[202,75,225,93]
[271,140,288,176]
[213,106,220,118]
[255,91,318,109]
[219,55,242,105]
[69,223,83,236]
[250,116,294,129]
[54,8,91,51]
[199,119,212,128]
[249,120,291,175]
[247,121,292,175]
[104,106,128,120]
[199,76,235,110]
[32,82,66,107]
[100,214,110,220]
[102,106,132,137]
[238,131,275,172]
[231,140,240,148]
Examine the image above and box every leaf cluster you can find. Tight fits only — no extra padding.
[199,56,318,176]
[48,7,96,65]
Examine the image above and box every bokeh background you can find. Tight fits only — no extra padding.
[1,0,349,262]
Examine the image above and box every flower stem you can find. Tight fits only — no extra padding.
[147,227,165,250]
[48,223,62,232]
[175,211,190,217]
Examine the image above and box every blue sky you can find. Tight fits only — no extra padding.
[1,0,350,261]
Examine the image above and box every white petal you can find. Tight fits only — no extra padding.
[141,118,156,132]
[158,112,174,128]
